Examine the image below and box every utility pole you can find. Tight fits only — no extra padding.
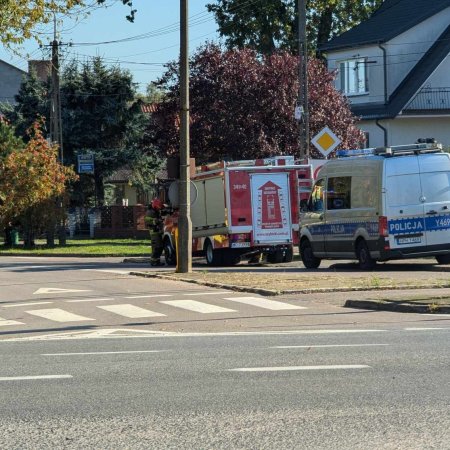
[50,15,66,245]
[297,0,310,159]
[177,0,192,273]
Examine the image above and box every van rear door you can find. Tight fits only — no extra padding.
[384,156,427,249]
[418,153,450,249]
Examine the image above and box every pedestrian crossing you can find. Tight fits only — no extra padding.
[0,293,306,327]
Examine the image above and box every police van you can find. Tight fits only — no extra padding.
[299,142,450,269]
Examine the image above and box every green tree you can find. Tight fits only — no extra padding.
[1,1,135,47]
[61,57,145,205]
[207,0,383,54]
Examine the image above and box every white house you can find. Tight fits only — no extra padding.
[321,0,450,149]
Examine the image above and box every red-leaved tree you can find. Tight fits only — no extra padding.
[150,44,363,163]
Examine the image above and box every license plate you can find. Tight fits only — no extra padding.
[231,242,251,248]
[397,236,422,245]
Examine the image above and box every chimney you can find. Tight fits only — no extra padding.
[28,60,52,82]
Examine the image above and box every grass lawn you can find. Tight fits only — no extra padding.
[0,238,151,257]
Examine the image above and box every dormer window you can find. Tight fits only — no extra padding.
[339,58,369,95]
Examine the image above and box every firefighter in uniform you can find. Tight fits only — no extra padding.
[146,199,165,266]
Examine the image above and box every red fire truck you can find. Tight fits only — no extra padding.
[162,156,314,266]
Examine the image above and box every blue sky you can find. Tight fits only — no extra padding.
[0,1,220,93]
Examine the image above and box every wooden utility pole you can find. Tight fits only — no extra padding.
[298,0,310,159]
[50,15,66,245]
[177,0,192,273]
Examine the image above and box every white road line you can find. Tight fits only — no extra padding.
[26,309,95,322]
[0,375,72,381]
[41,350,164,356]
[124,295,173,299]
[229,365,371,372]
[66,298,114,303]
[159,300,236,314]
[97,304,166,318]
[84,269,131,275]
[404,327,448,331]
[183,291,232,296]
[3,301,53,308]
[223,296,306,310]
[34,288,91,295]
[271,344,390,349]
[420,314,450,317]
[0,317,24,327]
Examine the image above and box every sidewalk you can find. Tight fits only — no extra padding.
[130,258,450,314]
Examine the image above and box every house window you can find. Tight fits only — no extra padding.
[339,58,368,95]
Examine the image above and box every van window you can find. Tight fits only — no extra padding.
[309,179,325,212]
[327,177,351,210]
[421,172,450,203]
[386,174,422,206]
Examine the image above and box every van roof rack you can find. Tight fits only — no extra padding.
[373,142,443,155]
[336,143,443,158]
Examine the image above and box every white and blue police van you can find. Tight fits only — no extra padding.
[299,142,450,269]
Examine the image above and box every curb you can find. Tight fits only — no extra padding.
[130,272,279,296]
[129,271,450,297]
[345,299,450,314]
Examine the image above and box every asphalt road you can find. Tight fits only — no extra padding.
[0,256,449,448]
[0,329,449,449]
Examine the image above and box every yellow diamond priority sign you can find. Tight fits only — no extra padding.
[311,127,341,158]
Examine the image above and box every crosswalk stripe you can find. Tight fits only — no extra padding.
[26,309,95,322]
[159,300,236,314]
[0,316,24,327]
[182,291,232,296]
[223,296,306,310]
[97,304,166,318]
[3,301,53,308]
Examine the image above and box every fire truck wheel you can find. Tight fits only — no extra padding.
[267,249,284,264]
[163,239,177,266]
[222,249,241,266]
[300,239,321,269]
[204,240,223,266]
[283,246,294,263]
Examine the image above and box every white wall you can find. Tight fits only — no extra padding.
[424,54,450,88]
[358,117,450,149]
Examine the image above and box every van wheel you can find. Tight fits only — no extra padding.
[300,239,321,269]
[356,240,376,270]
[205,240,223,266]
[436,254,450,265]
[163,239,176,266]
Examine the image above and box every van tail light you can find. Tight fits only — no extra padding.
[379,216,388,237]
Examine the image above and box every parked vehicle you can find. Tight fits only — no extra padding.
[163,156,314,266]
[299,142,450,269]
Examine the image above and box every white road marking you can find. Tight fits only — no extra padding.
[98,304,166,318]
[83,269,131,275]
[124,294,173,299]
[223,296,306,310]
[34,288,91,295]
[0,375,72,381]
[404,327,447,331]
[271,344,389,349]
[0,317,24,327]
[3,329,389,342]
[183,291,232,296]
[160,300,236,314]
[65,298,114,303]
[229,365,371,372]
[420,314,450,317]
[26,309,95,322]
[3,301,53,308]
[42,350,164,356]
